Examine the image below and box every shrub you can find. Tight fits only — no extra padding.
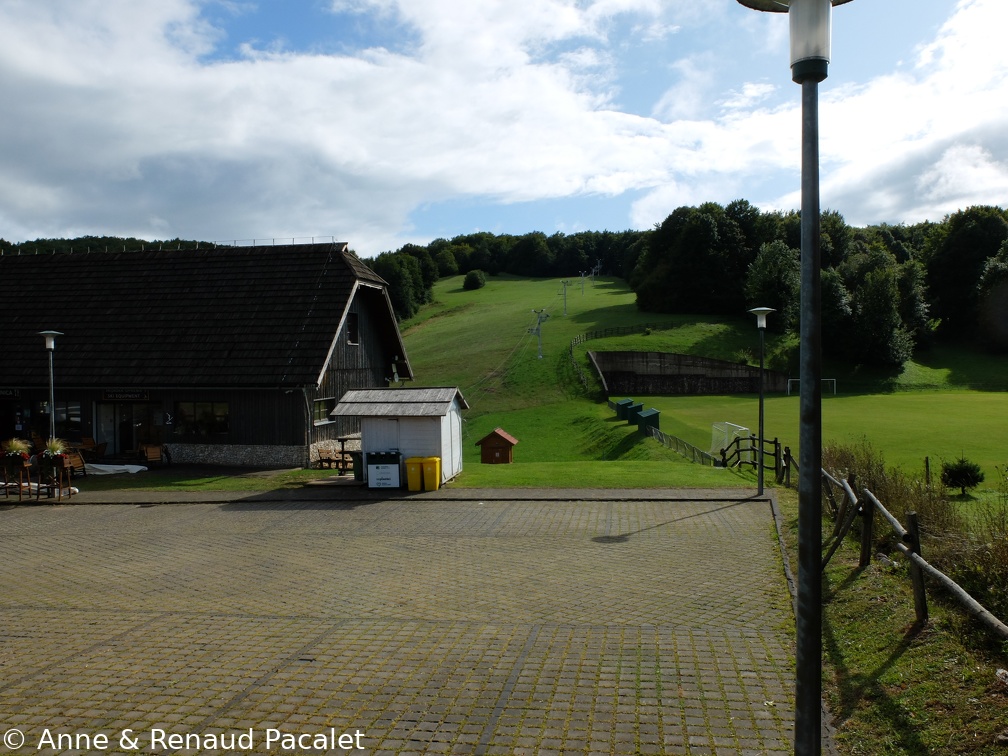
[940,456,985,496]
[463,269,486,291]
[933,472,1008,636]
[822,437,961,540]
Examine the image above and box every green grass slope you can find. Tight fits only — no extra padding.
[402,274,1008,487]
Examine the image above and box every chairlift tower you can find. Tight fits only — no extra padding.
[561,280,572,315]
[530,309,549,359]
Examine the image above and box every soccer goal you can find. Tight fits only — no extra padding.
[786,378,837,396]
[710,422,751,459]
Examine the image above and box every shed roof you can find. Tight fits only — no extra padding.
[476,427,519,447]
[0,242,412,389]
[332,387,468,418]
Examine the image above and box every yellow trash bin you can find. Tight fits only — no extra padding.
[405,457,424,492]
[422,457,441,491]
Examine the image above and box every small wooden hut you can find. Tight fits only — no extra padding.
[476,427,518,464]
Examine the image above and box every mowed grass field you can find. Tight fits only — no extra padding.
[401,274,1008,488]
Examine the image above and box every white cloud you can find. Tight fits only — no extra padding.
[0,0,1006,253]
[917,144,1008,204]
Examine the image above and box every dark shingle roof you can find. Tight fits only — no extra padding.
[0,242,400,389]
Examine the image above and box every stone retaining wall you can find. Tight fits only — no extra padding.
[588,351,789,396]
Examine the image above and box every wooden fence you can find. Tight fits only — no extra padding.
[820,469,1008,641]
[645,426,721,467]
[720,434,781,478]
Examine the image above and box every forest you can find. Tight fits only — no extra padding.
[5,201,1008,367]
[361,201,1008,367]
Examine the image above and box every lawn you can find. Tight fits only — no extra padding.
[626,391,1008,480]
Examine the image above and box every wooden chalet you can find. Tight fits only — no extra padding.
[0,242,413,467]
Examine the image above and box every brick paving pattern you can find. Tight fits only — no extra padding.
[0,495,796,754]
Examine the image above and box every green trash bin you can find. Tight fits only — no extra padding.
[349,451,363,481]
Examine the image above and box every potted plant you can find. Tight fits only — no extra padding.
[3,437,31,472]
[40,438,69,475]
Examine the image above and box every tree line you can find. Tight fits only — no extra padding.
[366,202,1008,367]
[5,201,1007,367]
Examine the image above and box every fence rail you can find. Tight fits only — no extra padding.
[820,470,1008,642]
[645,426,721,467]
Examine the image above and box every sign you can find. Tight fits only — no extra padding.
[0,388,21,398]
[102,389,150,401]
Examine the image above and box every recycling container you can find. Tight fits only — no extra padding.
[422,457,441,491]
[405,457,424,492]
[367,451,401,488]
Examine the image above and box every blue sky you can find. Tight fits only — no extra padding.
[0,0,1004,257]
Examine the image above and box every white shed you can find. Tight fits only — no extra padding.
[331,387,469,485]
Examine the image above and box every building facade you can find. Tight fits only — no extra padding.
[0,242,413,467]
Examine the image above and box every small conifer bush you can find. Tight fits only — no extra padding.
[941,456,985,496]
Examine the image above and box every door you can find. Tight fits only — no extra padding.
[366,418,399,452]
[95,402,163,455]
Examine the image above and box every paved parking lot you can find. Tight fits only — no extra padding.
[0,493,796,755]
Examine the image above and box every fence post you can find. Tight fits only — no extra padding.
[854,474,874,569]
[907,512,929,625]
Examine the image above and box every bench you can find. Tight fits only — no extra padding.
[317,451,354,475]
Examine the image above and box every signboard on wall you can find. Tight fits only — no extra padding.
[102,389,150,401]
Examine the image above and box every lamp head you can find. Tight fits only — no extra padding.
[39,330,64,351]
[736,0,854,82]
[748,307,775,330]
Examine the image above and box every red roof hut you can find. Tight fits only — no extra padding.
[475,427,519,464]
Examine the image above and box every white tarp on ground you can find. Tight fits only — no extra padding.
[3,483,80,496]
[85,463,148,475]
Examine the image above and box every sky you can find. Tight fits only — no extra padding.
[1,0,1005,257]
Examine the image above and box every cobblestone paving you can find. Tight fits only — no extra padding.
[0,496,796,755]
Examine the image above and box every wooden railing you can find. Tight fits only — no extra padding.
[821,470,1008,641]
[717,431,786,479]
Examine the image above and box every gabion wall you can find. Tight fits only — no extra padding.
[166,443,309,468]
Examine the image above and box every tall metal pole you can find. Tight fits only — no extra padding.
[795,73,824,756]
[757,324,767,495]
[39,331,62,441]
[47,348,56,440]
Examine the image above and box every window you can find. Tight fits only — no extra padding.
[346,312,359,345]
[174,401,229,438]
[313,397,336,425]
[53,400,81,438]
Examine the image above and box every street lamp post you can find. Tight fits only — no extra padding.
[735,1,853,753]
[748,307,774,496]
[39,330,63,441]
